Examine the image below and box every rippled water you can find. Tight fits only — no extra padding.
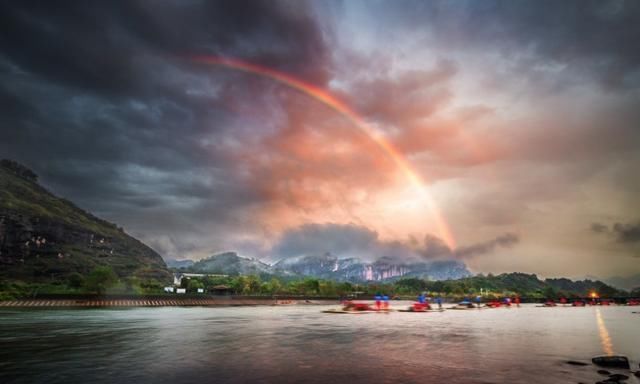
[1,303,638,383]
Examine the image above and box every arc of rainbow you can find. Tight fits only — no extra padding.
[190,55,456,249]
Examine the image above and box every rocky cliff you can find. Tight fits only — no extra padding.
[0,159,169,282]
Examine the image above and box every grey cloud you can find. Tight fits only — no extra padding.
[612,222,640,243]
[591,223,609,233]
[271,223,381,261]
[454,233,520,258]
[271,223,520,262]
[590,221,640,243]
[373,0,640,90]
[0,1,330,260]
[590,221,640,259]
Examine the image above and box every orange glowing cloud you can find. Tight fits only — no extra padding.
[190,55,456,248]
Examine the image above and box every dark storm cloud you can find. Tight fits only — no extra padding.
[591,223,609,234]
[0,0,329,97]
[359,0,640,90]
[612,222,640,243]
[271,223,379,259]
[590,221,640,257]
[271,223,519,262]
[454,233,520,258]
[0,0,330,259]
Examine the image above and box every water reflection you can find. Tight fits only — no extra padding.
[0,305,638,384]
[595,307,614,356]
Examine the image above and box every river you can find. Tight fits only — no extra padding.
[1,303,638,383]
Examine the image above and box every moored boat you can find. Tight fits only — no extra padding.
[450,300,477,310]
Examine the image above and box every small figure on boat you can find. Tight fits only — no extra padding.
[374,293,382,311]
[435,296,443,309]
[475,295,482,308]
[411,293,431,312]
[514,296,521,307]
[382,294,390,310]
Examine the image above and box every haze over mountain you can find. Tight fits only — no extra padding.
[1,1,639,279]
[179,251,471,283]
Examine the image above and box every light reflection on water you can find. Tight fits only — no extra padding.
[595,307,614,356]
[0,304,638,384]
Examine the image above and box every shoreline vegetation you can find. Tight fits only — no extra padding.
[0,297,339,308]
[1,266,638,303]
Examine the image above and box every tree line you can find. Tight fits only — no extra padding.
[1,269,636,300]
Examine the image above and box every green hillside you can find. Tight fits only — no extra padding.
[0,159,169,285]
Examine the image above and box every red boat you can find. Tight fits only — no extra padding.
[627,299,640,306]
[486,301,502,308]
[572,300,586,307]
[544,300,557,307]
[599,300,612,306]
[343,301,373,311]
[411,302,432,312]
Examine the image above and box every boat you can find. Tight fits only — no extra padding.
[322,308,371,314]
[322,301,382,314]
[449,301,478,310]
[396,301,444,312]
[626,299,639,306]
[398,308,445,313]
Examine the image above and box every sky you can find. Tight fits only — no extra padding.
[1,0,639,279]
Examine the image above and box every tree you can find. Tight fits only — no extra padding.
[303,278,320,295]
[188,279,204,293]
[542,285,558,299]
[266,278,283,295]
[67,272,85,289]
[85,266,118,294]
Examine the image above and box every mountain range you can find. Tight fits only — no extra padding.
[173,251,472,282]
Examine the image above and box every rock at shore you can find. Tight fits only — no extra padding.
[597,370,611,375]
[592,356,630,370]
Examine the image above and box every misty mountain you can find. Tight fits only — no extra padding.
[605,274,640,291]
[185,251,471,282]
[191,252,277,277]
[165,258,195,269]
[273,253,471,282]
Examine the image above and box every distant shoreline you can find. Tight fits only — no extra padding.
[0,297,340,308]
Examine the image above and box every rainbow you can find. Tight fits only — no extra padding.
[190,55,456,249]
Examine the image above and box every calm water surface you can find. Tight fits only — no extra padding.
[1,303,639,383]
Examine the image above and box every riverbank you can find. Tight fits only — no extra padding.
[0,297,338,308]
